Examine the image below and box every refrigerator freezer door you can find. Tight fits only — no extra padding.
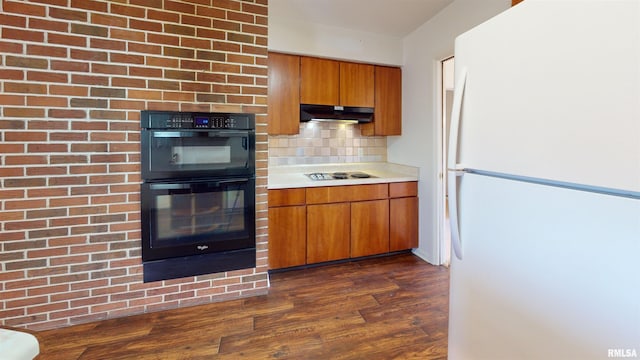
[454,0,640,193]
[448,173,640,360]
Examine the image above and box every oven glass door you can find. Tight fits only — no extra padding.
[141,178,255,261]
[142,129,254,180]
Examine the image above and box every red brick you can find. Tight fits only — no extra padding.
[165,0,195,14]
[197,28,226,40]
[69,164,108,174]
[51,60,90,73]
[48,176,88,186]
[49,196,89,207]
[50,132,87,142]
[49,308,89,320]
[5,155,47,165]
[50,216,89,227]
[3,1,46,16]
[197,6,226,19]
[5,259,47,271]
[147,33,180,47]
[3,107,45,118]
[91,63,127,75]
[0,144,24,153]
[70,49,108,62]
[27,143,68,153]
[242,2,268,16]
[26,166,67,176]
[49,85,89,97]
[89,175,125,184]
[27,187,68,198]
[90,38,126,51]
[0,91,25,105]
[28,18,68,32]
[4,82,47,94]
[27,284,70,297]
[2,28,43,42]
[50,290,90,302]
[0,167,24,177]
[70,121,108,131]
[70,0,107,12]
[91,13,128,28]
[145,10,176,25]
[48,236,88,247]
[27,71,68,83]
[27,96,68,107]
[48,33,88,47]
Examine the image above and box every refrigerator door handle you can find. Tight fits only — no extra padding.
[447,67,468,260]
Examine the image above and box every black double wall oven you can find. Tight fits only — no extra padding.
[140,111,256,282]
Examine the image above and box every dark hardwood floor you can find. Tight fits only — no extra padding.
[35,253,450,359]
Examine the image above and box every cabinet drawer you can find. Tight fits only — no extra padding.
[306,186,352,204]
[350,184,388,201]
[269,188,305,207]
[389,182,417,198]
[306,184,388,204]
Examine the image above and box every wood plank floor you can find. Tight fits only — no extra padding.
[35,253,450,359]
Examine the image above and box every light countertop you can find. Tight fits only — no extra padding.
[268,162,419,189]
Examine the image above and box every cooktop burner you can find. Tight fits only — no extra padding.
[306,172,375,181]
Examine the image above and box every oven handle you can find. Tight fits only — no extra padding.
[148,178,250,190]
[152,130,250,138]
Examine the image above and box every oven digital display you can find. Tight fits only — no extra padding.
[194,117,209,126]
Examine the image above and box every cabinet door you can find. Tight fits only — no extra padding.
[340,62,374,107]
[351,199,389,257]
[307,203,350,263]
[268,205,306,269]
[268,52,300,135]
[362,65,402,136]
[300,57,339,105]
[390,197,418,251]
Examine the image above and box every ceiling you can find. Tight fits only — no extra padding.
[269,0,455,37]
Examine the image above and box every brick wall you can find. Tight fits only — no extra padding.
[0,0,269,330]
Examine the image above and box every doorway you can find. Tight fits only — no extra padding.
[438,56,455,266]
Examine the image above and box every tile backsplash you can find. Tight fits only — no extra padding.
[269,121,387,166]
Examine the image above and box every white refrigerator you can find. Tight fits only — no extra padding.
[447,1,640,359]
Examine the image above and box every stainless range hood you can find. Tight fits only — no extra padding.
[300,104,374,123]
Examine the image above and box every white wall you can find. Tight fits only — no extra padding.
[390,0,510,264]
[268,3,403,65]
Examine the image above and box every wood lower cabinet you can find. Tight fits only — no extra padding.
[268,188,306,269]
[389,182,419,251]
[306,203,350,263]
[268,182,418,269]
[268,205,306,269]
[351,199,389,257]
[390,197,418,251]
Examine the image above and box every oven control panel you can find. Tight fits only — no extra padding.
[141,111,255,130]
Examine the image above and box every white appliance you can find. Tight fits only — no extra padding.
[447,1,640,359]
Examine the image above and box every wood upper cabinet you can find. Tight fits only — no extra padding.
[351,199,389,257]
[362,65,402,136]
[300,57,339,106]
[340,62,375,107]
[300,57,374,108]
[268,52,300,135]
